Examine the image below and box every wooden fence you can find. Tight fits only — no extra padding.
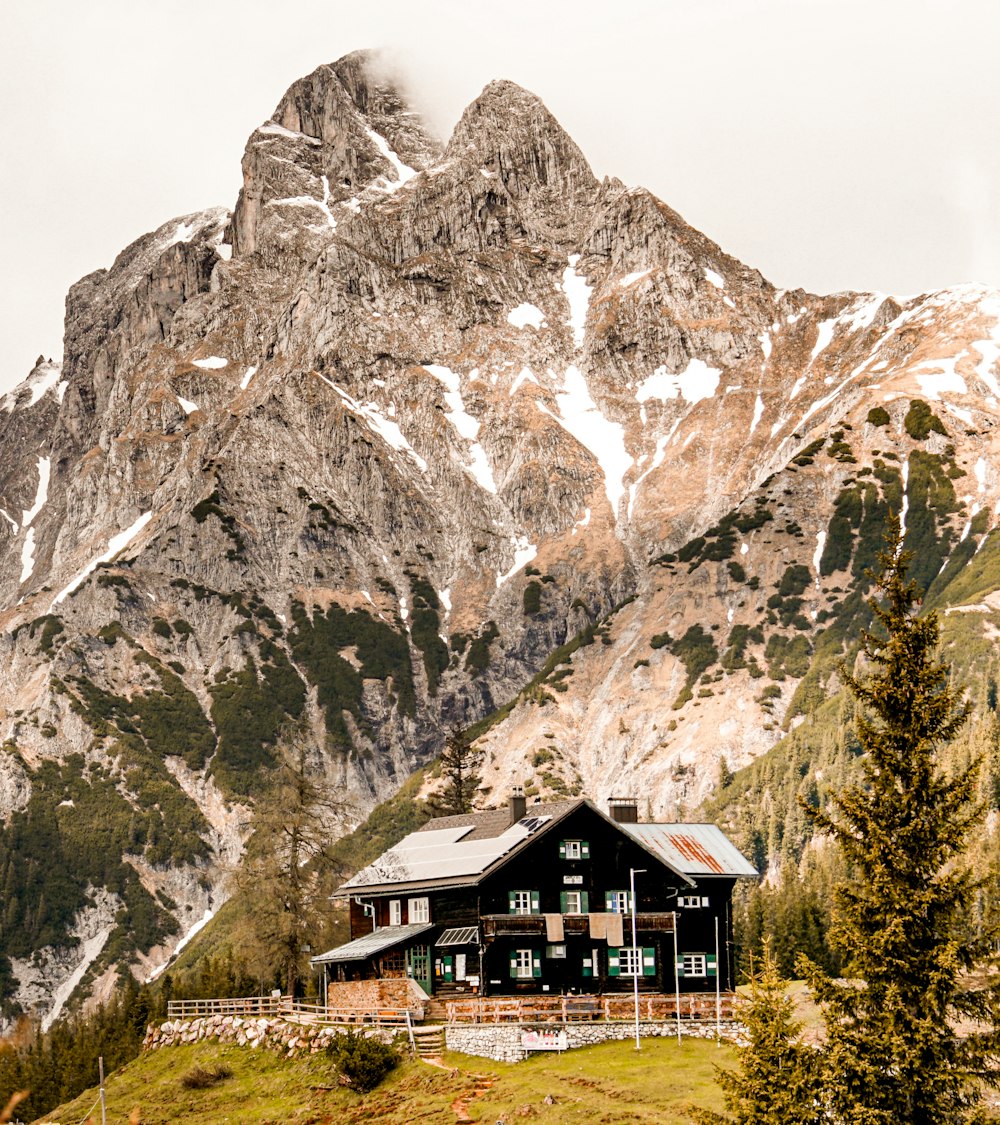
[445,991,734,1024]
[165,995,417,1027]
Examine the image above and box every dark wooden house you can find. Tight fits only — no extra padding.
[311,794,757,1000]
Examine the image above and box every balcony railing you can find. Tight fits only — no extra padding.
[482,912,676,938]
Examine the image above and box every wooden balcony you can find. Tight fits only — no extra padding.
[482,912,676,938]
[445,991,733,1024]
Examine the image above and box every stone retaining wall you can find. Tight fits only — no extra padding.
[445,1020,745,1062]
[143,1016,394,1056]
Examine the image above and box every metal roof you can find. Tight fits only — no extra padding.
[436,926,480,947]
[621,824,758,878]
[341,816,553,890]
[309,923,434,965]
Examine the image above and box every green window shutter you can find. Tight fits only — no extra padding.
[581,840,590,859]
[558,840,567,859]
[608,950,621,977]
[604,890,614,911]
[509,953,519,979]
[707,954,718,978]
[532,952,542,978]
[580,891,590,912]
[530,890,540,913]
[508,890,517,913]
[444,955,454,982]
[582,955,593,978]
[559,891,568,912]
[676,956,686,975]
[642,947,656,977]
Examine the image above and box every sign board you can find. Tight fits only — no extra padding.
[521,1029,568,1052]
[563,875,583,885]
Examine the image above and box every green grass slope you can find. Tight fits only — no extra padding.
[36,1036,733,1124]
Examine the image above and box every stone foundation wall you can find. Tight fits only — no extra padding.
[445,1020,745,1063]
[143,1016,394,1056]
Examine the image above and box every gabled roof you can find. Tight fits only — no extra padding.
[337,798,762,897]
[621,823,759,878]
[340,799,583,895]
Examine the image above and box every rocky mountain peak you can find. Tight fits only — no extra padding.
[444,78,599,249]
[231,52,442,259]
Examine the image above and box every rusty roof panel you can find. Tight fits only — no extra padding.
[622,823,758,878]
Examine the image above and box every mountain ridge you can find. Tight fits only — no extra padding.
[1,48,999,1027]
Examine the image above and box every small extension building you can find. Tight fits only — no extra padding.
[311,793,757,1001]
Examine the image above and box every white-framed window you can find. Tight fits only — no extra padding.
[388,899,402,926]
[408,897,429,923]
[620,946,642,977]
[606,890,630,914]
[678,895,710,908]
[565,840,581,859]
[559,839,590,859]
[682,953,707,977]
[611,946,656,978]
[563,890,583,914]
[513,949,535,978]
[509,890,539,915]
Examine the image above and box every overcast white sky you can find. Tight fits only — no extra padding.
[2,0,999,394]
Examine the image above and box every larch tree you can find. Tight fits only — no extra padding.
[235,717,352,996]
[801,522,1000,1123]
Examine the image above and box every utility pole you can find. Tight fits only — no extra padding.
[98,1056,107,1125]
[629,867,645,1050]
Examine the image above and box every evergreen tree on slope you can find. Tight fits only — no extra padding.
[802,523,1000,1123]
[691,942,821,1125]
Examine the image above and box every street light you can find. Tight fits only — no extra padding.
[629,867,646,1050]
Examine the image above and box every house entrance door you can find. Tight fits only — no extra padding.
[407,944,432,993]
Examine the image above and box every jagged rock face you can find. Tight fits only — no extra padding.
[2,48,1000,1023]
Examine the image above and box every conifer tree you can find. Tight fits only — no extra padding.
[234,718,352,995]
[692,942,821,1125]
[430,725,483,815]
[802,523,1000,1123]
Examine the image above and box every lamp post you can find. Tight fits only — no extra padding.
[629,867,646,1050]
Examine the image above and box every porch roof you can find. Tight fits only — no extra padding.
[310,922,434,965]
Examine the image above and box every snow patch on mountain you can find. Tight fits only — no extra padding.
[544,366,632,516]
[749,394,765,435]
[22,456,50,527]
[497,535,537,586]
[508,303,546,329]
[320,374,428,473]
[636,359,721,406]
[2,361,62,413]
[193,356,228,370]
[423,365,497,494]
[19,528,35,583]
[563,256,592,349]
[53,512,154,605]
[365,127,418,190]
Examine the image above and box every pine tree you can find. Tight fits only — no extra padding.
[430,725,483,815]
[692,942,821,1125]
[802,524,1000,1123]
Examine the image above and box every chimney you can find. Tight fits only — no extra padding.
[608,796,639,824]
[509,785,527,824]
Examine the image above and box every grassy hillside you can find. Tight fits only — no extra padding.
[37,1036,733,1124]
